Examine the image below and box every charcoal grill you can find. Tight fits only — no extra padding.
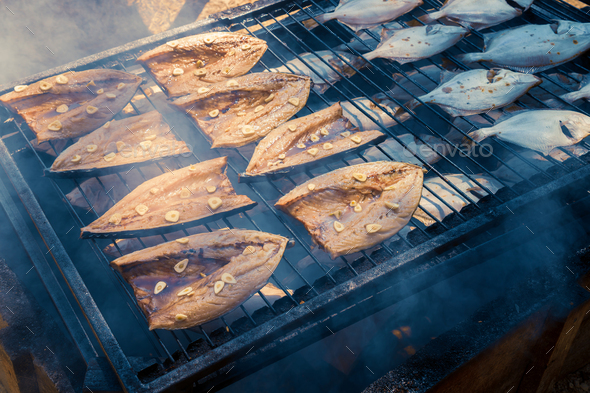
[1,0,590,391]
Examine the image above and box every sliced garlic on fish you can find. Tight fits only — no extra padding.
[103,152,116,162]
[288,124,297,132]
[350,201,357,207]
[86,106,98,114]
[350,135,362,144]
[206,186,216,193]
[177,287,193,296]
[221,273,237,284]
[144,134,157,141]
[214,281,225,294]
[307,183,316,191]
[222,67,231,74]
[14,85,27,92]
[237,111,246,116]
[135,204,149,215]
[108,213,122,225]
[40,82,53,91]
[254,105,264,113]
[198,87,210,94]
[150,187,159,195]
[56,75,69,84]
[209,109,219,118]
[103,121,111,129]
[297,143,305,149]
[139,140,152,151]
[241,44,251,50]
[175,237,189,244]
[86,144,97,153]
[307,148,319,156]
[385,201,400,210]
[310,135,320,142]
[172,68,184,76]
[56,104,69,113]
[200,272,207,278]
[167,40,179,48]
[241,125,255,136]
[208,197,222,210]
[194,69,207,76]
[366,224,382,233]
[71,155,81,163]
[106,93,116,99]
[320,128,329,136]
[165,210,180,222]
[354,204,362,213]
[196,60,205,68]
[278,153,286,160]
[334,221,345,233]
[48,120,62,131]
[265,93,275,102]
[383,184,396,191]
[188,164,198,171]
[204,37,215,44]
[341,131,351,137]
[174,259,189,273]
[226,80,238,87]
[288,97,300,106]
[180,188,191,199]
[323,143,333,150]
[330,210,342,220]
[96,88,104,94]
[243,245,256,255]
[175,314,188,321]
[352,173,367,182]
[117,83,126,90]
[154,281,166,294]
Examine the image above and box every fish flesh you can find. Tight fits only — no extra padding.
[137,32,267,97]
[48,111,187,177]
[242,103,385,180]
[466,110,590,155]
[491,145,589,185]
[110,229,288,330]
[419,0,528,30]
[80,157,256,238]
[544,74,590,107]
[456,21,590,73]
[403,68,542,117]
[310,0,423,32]
[276,161,423,258]
[364,25,468,64]
[172,73,311,148]
[339,97,400,130]
[413,174,503,226]
[267,51,365,93]
[0,69,142,143]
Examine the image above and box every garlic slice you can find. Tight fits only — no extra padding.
[56,104,69,113]
[307,148,319,156]
[167,40,179,48]
[265,93,275,102]
[278,153,286,160]
[175,314,188,321]
[243,245,256,255]
[116,141,126,152]
[383,184,396,191]
[106,93,116,99]
[108,213,122,225]
[150,188,159,195]
[86,106,98,114]
[307,183,316,191]
[194,69,207,76]
[214,281,225,294]
[180,188,191,199]
[40,82,53,91]
[71,155,81,163]
[96,88,104,94]
[384,201,399,210]
[320,128,329,136]
[221,273,237,284]
[117,83,126,90]
[195,59,205,68]
[103,152,116,162]
[288,124,297,132]
[172,68,184,76]
[177,287,193,296]
[175,238,189,244]
[56,75,69,84]
[241,44,251,50]
[241,126,255,136]
[226,80,239,87]
[334,221,345,233]
[174,259,189,273]
[323,143,333,150]
[135,204,149,216]
[48,120,62,131]
[288,97,300,106]
[352,173,367,182]
[14,85,27,92]
[86,144,97,153]
[198,87,210,94]
[366,224,382,233]
[354,204,362,213]
[165,210,180,222]
[310,135,320,142]
[350,135,362,144]
[206,186,216,194]
[341,131,351,137]
[208,197,222,210]
[154,281,167,294]
[209,109,219,118]
[297,143,306,149]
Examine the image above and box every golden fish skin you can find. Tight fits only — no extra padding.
[276,161,423,258]
[314,0,422,32]
[49,111,187,177]
[420,0,523,30]
[404,68,541,117]
[457,21,590,73]
[137,32,267,97]
[244,103,385,178]
[80,157,256,238]
[365,25,468,64]
[110,229,288,330]
[0,69,142,143]
[172,72,311,148]
[466,110,590,156]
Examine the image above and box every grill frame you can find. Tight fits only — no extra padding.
[1,0,590,391]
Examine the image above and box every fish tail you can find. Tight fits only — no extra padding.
[455,52,481,65]
[418,11,444,24]
[302,12,334,30]
[363,50,379,61]
[463,129,488,147]
[402,98,422,113]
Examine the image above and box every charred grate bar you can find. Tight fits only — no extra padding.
[0,0,589,391]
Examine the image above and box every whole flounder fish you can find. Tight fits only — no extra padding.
[309,0,423,32]
[419,0,533,30]
[466,110,590,155]
[403,68,542,116]
[364,25,468,64]
[456,20,590,73]
[276,161,424,258]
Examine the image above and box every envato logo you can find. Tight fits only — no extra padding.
[103,141,194,158]
[397,142,494,160]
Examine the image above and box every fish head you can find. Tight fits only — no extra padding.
[550,20,590,36]
[490,68,542,86]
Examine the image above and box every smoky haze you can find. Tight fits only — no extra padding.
[0,0,158,86]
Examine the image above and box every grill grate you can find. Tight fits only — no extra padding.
[1,0,589,391]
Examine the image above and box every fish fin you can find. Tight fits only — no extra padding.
[439,70,458,84]
[503,64,557,73]
[302,18,320,30]
[464,128,491,147]
[482,30,503,50]
[380,26,400,43]
[418,11,444,24]
[455,52,481,64]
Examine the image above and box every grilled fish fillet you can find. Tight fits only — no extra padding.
[276,161,423,258]
[419,0,523,30]
[110,229,288,330]
[243,103,385,178]
[0,70,142,143]
[81,157,256,238]
[339,97,399,130]
[403,68,541,117]
[312,0,422,32]
[466,110,590,156]
[267,51,365,94]
[137,32,267,97]
[49,111,187,177]
[456,21,590,73]
[172,72,311,148]
[365,25,468,64]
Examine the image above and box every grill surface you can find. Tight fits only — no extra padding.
[1,0,590,391]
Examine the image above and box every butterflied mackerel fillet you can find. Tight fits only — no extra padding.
[172,72,311,148]
[276,161,423,258]
[110,229,288,330]
[80,157,256,238]
[137,32,268,97]
[0,69,142,143]
[243,103,385,179]
[49,111,187,177]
